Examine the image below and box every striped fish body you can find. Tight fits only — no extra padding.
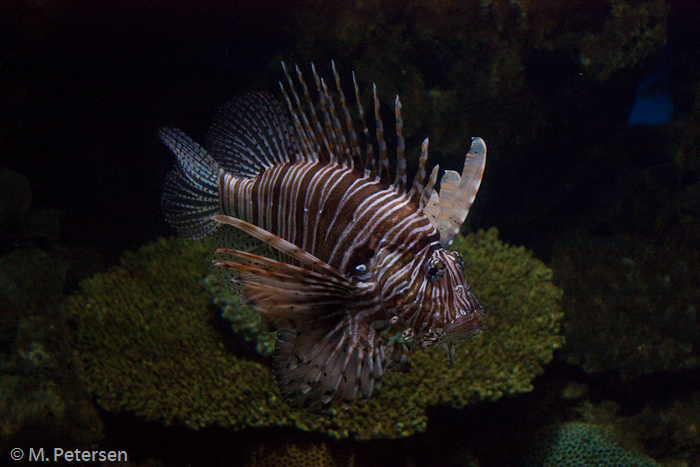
[159,63,486,410]
[220,161,431,278]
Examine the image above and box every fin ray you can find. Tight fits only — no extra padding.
[424,137,486,247]
[274,319,386,410]
[159,127,221,239]
[206,92,297,176]
[394,95,407,193]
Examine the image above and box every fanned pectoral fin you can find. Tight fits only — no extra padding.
[214,248,353,327]
[212,215,357,327]
[212,215,387,409]
[274,319,386,411]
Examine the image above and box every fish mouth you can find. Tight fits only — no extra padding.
[443,291,485,341]
[444,310,484,340]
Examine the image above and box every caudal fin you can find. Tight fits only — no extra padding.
[159,127,222,239]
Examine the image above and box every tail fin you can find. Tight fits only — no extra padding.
[159,127,222,239]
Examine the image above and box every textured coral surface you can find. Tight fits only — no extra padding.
[553,236,700,378]
[243,435,355,467]
[523,422,662,467]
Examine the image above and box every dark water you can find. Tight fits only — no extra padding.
[2,1,700,466]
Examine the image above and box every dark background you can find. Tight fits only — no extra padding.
[2,0,699,265]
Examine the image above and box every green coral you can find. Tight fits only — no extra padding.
[204,274,276,356]
[553,236,700,378]
[65,228,562,440]
[523,422,662,467]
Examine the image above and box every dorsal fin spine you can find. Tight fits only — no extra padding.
[353,73,376,178]
[306,64,334,163]
[333,61,361,171]
[279,67,313,159]
[421,163,439,208]
[409,137,429,206]
[322,77,349,165]
[373,84,390,186]
[294,63,327,161]
[394,95,406,193]
[317,76,340,164]
[282,62,318,161]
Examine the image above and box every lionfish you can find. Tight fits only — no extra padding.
[159,62,486,410]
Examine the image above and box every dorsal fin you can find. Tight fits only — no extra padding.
[354,72,375,178]
[280,62,318,161]
[333,61,362,169]
[275,62,485,213]
[280,63,395,181]
[373,84,391,186]
[421,161,440,209]
[423,137,487,248]
[393,95,406,193]
[205,92,297,177]
[408,137,430,206]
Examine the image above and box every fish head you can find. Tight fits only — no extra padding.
[419,248,484,347]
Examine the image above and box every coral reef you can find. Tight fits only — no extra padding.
[0,242,104,451]
[523,421,662,467]
[243,434,354,467]
[288,0,668,157]
[575,391,700,466]
[66,228,562,439]
[578,0,668,81]
[204,274,275,357]
[552,235,700,378]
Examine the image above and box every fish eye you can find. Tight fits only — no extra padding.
[425,257,446,282]
[347,262,371,282]
[451,251,464,266]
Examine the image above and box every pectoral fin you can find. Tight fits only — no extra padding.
[212,215,387,409]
